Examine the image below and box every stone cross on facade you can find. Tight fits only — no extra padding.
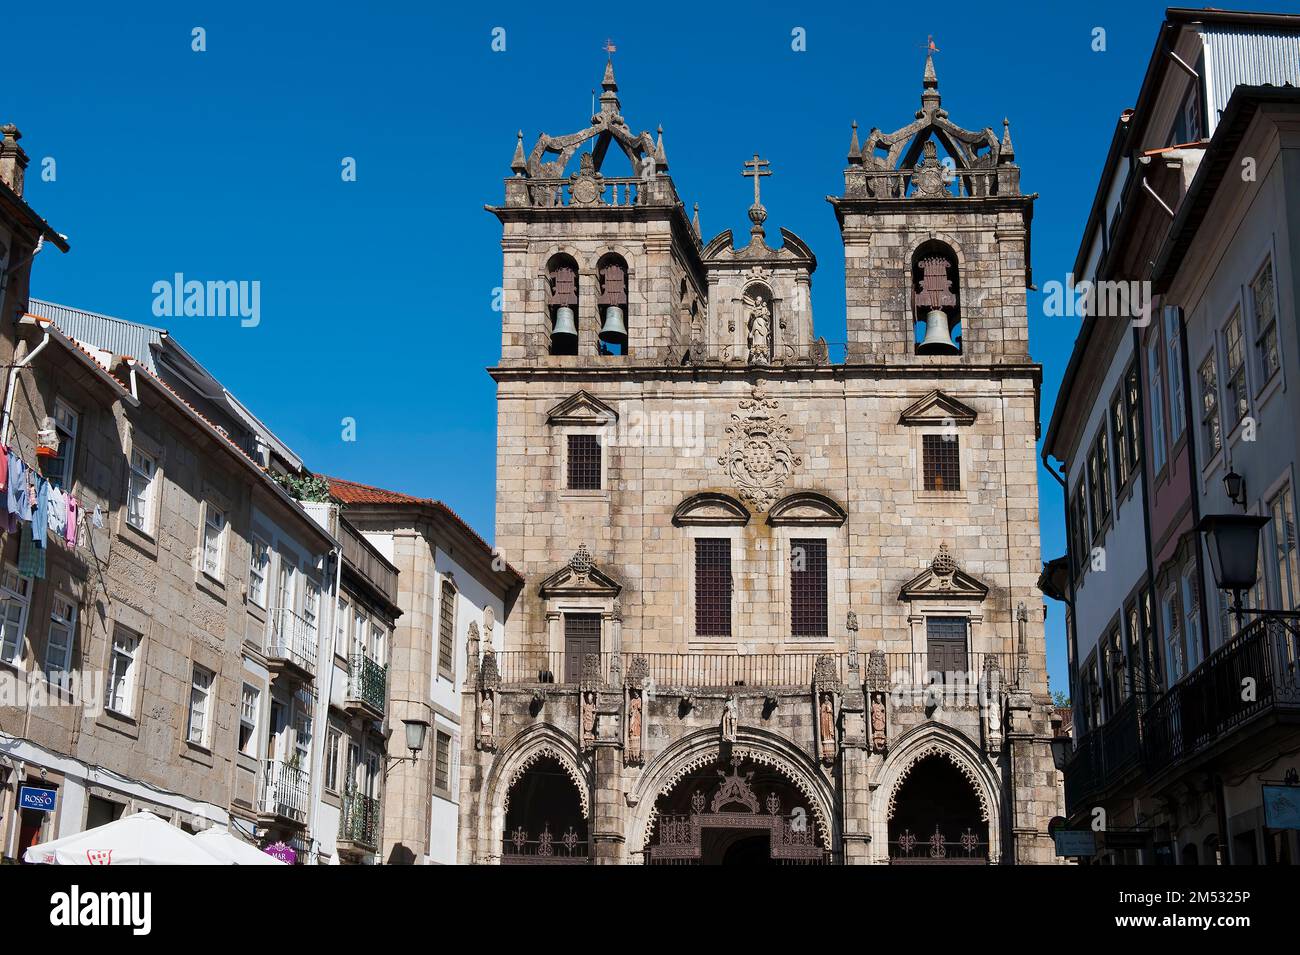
[743,154,771,207]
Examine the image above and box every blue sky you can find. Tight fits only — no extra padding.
[14,1,1295,695]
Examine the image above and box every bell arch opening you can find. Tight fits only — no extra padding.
[912,239,961,356]
[546,253,580,356]
[887,752,989,863]
[501,754,589,864]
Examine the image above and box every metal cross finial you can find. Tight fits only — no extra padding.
[603,37,617,58]
[742,154,772,206]
[922,34,939,54]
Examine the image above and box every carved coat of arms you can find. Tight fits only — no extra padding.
[718,385,802,512]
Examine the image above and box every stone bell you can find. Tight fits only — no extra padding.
[599,304,627,347]
[917,308,960,355]
[551,306,577,346]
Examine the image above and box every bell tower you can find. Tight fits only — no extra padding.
[830,50,1033,364]
[490,58,706,366]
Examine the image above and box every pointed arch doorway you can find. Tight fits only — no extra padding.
[887,753,990,863]
[643,754,829,866]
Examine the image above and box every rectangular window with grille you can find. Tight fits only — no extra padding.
[563,613,601,683]
[437,580,456,680]
[694,538,732,637]
[567,434,602,490]
[921,434,960,491]
[790,539,828,637]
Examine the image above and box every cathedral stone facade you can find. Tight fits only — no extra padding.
[458,55,1062,864]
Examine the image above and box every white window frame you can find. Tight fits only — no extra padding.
[201,504,227,580]
[1148,340,1167,474]
[248,536,271,609]
[126,447,158,534]
[1249,254,1281,391]
[1164,307,1185,440]
[0,564,33,666]
[105,629,140,716]
[187,665,213,747]
[46,398,79,490]
[239,683,260,757]
[303,577,321,644]
[323,725,341,793]
[44,596,77,691]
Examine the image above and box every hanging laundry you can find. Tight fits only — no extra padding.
[18,525,45,579]
[66,495,79,547]
[48,486,67,541]
[92,504,104,529]
[31,477,49,548]
[0,441,7,495]
[6,452,26,519]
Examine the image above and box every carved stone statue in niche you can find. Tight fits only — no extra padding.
[818,692,836,764]
[870,693,887,753]
[744,295,771,365]
[626,690,643,765]
[581,689,597,749]
[477,688,495,750]
[721,695,738,743]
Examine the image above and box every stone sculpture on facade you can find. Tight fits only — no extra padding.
[721,695,738,743]
[718,384,803,512]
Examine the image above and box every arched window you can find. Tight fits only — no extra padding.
[912,240,961,356]
[597,253,628,356]
[547,253,579,356]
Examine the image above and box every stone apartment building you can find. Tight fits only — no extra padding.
[326,477,522,865]
[458,56,1061,865]
[0,124,402,864]
[1043,8,1300,865]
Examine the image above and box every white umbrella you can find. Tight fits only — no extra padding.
[24,810,229,866]
[193,826,286,865]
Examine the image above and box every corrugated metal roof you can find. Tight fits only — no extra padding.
[27,298,165,372]
[1203,27,1300,134]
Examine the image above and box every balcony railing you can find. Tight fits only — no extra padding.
[338,789,380,851]
[258,759,310,825]
[1064,695,1142,815]
[266,608,318,678]
[524,177,643,209]
[1143,616,1300,777]
[501,824,589,864]
[490,650,1021,691]
[888,827,989,864]
[346,654,386,717]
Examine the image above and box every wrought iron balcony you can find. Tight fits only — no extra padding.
[1143,616,1300,777]
[257,759,310,827]
[266,608,318,680]
[338,789,380,853]
[1064,695,1142,815]
[345,654,386,719]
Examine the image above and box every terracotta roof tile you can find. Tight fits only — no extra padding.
[325,476,521,583]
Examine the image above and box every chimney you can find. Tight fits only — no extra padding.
[0,124,30,197]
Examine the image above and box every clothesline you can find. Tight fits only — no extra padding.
[2,439,85,581]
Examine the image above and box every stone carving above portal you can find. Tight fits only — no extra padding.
[718,385,803,512]
[538,545,622,599]
[898,390,977,427]
[898,544,989,601]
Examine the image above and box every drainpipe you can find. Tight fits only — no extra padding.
[1,320,51,445]
[306,536,343,863]
[121,356,139,401]
[1131,325,1158,704]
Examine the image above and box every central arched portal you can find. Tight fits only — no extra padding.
[644,754,829,865]
[887,753,989,864]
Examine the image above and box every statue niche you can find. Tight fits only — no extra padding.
[742,285,773,365]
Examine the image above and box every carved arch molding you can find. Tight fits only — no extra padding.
[641,746,833,851]
[503,744,591,820]
[885,742,991,822]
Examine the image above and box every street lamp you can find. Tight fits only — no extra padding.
[1198,514,1269,629]
[402,719,429,757]
[1222,469,1246,508]
[1049,735,1073,772]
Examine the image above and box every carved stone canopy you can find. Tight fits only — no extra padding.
[672,492,751,527]
[767,491,847,527]
[547,390,618,427]
[898,390,978,427]
[898,546,989,601]
[538,546,622,599]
